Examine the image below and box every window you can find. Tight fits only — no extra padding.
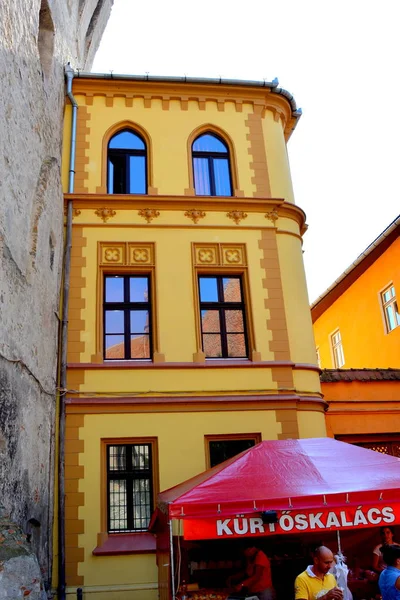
[381,285,400,332]
[107,129,147,194]
[206,434,261,468]
[104,275,151,360]
[107,442,154,532]
[331,329,345,368]
[192,133,232,196]
[316,347,321,368]
[336,435,400,458]
[199,275,248,358]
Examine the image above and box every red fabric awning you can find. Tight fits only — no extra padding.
[158,438,400,520]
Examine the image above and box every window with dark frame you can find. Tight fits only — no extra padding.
[192,133,233,196]
[107,129,147,194]
[107,443,153,532]
[104,274,151,360]
[199,275,248,358]
[208,437,259,468]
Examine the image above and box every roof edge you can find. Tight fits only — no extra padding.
[72,70,302,130]
[311,214,400,318]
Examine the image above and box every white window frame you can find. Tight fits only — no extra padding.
[316,347,321,369]
[380,284,400,333]
[330,329,345,368]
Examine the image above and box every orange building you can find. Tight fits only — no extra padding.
[311,217,400,452]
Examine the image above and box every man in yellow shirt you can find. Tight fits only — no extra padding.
[295,546,344,600]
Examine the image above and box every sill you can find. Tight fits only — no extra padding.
[93,532,156,556]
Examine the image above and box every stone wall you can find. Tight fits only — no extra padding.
[0,0,113,591]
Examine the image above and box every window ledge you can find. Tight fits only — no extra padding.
[93,532,156,556]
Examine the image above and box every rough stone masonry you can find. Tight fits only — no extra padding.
[0,0,113,593]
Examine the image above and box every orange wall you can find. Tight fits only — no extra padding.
[323,380,400,438]
[313,238,400,368]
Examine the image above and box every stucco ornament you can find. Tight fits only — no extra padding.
[184,209,206,224]
[265,209,279,224]
[64,206,81,218]
[226,210,247,225]
[138,208,160,223]
[225,249,241,263]
[95,207,117,222]
[104,248,121,262]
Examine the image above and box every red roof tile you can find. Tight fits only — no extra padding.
[320,368,400,382]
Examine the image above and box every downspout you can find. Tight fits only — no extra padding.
[58,62,78,600]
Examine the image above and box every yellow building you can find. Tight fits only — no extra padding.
[60,73,325,599]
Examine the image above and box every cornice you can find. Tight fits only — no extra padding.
[64,194,307,232]
[64,393,327,413]
[67,360,319,371]
[70,78,296,139]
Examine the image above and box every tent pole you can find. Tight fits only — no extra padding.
[337,529,342,555]
[169,518,176,600]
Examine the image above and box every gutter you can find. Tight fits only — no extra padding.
[74,70,302,131]
[58,62,78,600]
[311,214,400,311]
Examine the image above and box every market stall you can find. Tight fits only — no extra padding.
[151,438,400,600]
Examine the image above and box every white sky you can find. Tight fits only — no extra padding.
[92,0,400,302]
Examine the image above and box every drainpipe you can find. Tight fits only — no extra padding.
[58,63,78,600]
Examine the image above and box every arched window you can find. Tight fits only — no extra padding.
[192,133,232,196]
[107,130,147,194]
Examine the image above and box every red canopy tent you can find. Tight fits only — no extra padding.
[153,438,400,598]
[157,438,400,539]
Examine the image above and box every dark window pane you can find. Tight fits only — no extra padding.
[193,157,211,195]
[227,334,246,358]
[201,310,220,333]
[109,131,145,150]
[109,446,126,470]
[105,310,124,334]
[129,155,146,194]
[109,479,127,530]
[209,439,255,468]
[223,278,242,302]
[193,134,228,153]
[130,334,150,359]
[199,277,218,302]
[130,277,149,302]
[132,445,150,469]
[203,333,222,357]
[108,155,125,194]
[130,310,149,334]
[105,277,124,303]
[105,335,125,359]
[213,158,232,196]
[225,310,244,333]
[132,479,151,530]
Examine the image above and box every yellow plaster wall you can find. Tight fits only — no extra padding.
[82,95,258,196]
[64,91,296,199]
[77,367,277,395]
[262,111,295,203]
[297,410,327,438]
[276,233,318,365]
[77,410,282,586]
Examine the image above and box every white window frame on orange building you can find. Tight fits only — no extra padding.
[330,329,345,368]
[380,284,400,333]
